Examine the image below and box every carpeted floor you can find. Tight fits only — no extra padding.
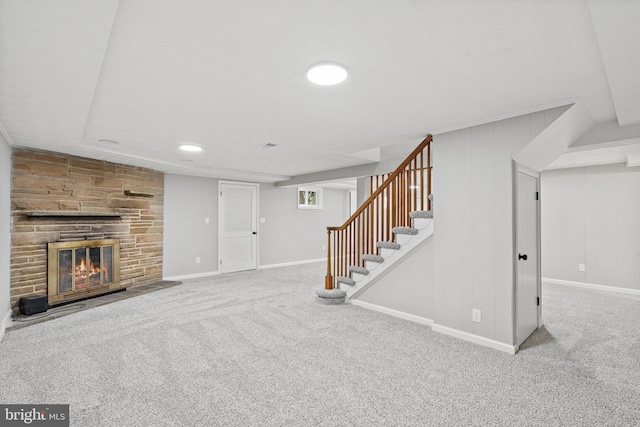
[1,262,639,426]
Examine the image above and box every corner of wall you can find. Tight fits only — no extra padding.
[0,310,10,343]
[0,131,11,342]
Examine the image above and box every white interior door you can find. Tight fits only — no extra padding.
[515,167,540,347]
[219,182,258,273]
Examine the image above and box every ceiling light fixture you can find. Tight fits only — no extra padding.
[262,143,278,149]
[306,63,348,86]
[179,144,202,152]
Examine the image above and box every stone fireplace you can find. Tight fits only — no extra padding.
[10,149,164,314]
[48,239,121,305]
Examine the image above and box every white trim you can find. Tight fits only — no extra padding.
[432,323,518,355]
[350,299,434,326]
[543,278,640,296]
[163,271,220,281]
[0,310,11,343]
[258,258,324,270]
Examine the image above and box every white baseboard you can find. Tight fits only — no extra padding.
[431,323,518,355]
[163,271,220,281]
[350,299,434,326]
[349,299,516,354]
[0,309,11,343]
[543,278,640,296]
[258,258,324,270]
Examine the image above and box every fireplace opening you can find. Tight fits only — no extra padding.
[48,239,121,305]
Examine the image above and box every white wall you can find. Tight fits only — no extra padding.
[0,134,11,341]
[433,107,565,346]
[541,163,640,291]
[356,236,435,321]
[163,176,350,276]
[163,174,219,279]
[259,184,349,267]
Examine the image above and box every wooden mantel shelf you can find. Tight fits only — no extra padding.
[24,211,122,218]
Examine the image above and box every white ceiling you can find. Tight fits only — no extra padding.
[1,0,639,183]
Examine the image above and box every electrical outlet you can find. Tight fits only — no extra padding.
[472,309,482,323]
[578,264,586,272]
[260,218,266,224]
[204,217,209,224]
[196,257,201,264]
[322,245,326,251]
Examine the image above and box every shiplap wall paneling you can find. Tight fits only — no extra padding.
[470,124,496,339]
[542,163,640,291]
[434,130,464,332]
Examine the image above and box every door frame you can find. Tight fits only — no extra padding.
[512,162,542,348]
[217,181,260,273]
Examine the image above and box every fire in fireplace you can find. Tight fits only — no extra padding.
[48,239,121,305]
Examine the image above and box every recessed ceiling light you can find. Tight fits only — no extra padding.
[262,143,278,149]
[98,139,119,145]
[179,144,202,152]
[306,63,348,86]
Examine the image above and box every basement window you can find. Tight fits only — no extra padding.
[298,187,323,209]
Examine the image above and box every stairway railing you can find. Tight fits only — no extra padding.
[325,135,432,289]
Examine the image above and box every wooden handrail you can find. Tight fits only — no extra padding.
[325,135,432,289]
[327,135,432,231]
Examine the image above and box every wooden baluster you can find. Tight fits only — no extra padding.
[427,140,432,211]
[420,150,424,211]
[325,229,333,289]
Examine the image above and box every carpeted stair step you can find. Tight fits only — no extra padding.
[315,288,347,305]
[349,265,369,275]
[410,210,433,230]
[409,210,433,219]
[336,276,355,287]
[377,240,401,258]
[377,241,401,250]
[362,253,384,271]
[362,254,384,263]
[392,226,419,235]
[392,226,419,244]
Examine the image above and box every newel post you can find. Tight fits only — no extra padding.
[325,228,333,289]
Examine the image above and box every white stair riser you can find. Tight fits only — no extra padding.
[380,248,398,258]
[395,234,414,245]
[413,218,432,230]
[352,272,367,282]
[365,261,382,271]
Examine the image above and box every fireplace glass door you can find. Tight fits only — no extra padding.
[48,239,120,304]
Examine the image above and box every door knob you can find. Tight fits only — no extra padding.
[252,231,257,235]
[518,253,528,261]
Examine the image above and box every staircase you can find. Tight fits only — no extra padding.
[317,135,433,304]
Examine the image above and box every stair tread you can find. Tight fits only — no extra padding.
[377,241,401,250]
[410,210,433,219]
[392,226,419,235]
[315,288,347,299]
[362,254,384,263]
[349,265,369,275]
[336,276,356,285]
